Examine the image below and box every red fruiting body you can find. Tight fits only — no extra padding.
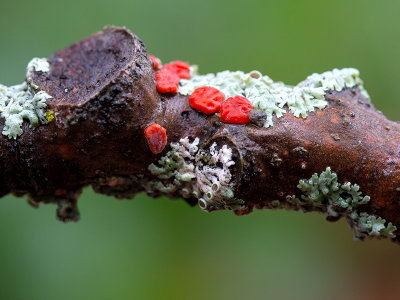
[188,86,225,115]
[144,123,168,154]
[155,70,180,94]
[220,96,253,124]
[149,55,161,69]
[163,60,191,79]
[155,60,191,94]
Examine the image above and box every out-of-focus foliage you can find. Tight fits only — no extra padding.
[0,0,400,299]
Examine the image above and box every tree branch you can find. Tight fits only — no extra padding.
[1,26,399,243]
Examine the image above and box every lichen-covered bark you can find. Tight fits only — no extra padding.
[1,27,400,242]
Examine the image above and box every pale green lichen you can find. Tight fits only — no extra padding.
[296,167,396,240]
[357,213,397,238]
[0,58,52,139]
[26,57,50,74]
[179,67,369,127]
[146,137,243,212]
[26,57,50,89]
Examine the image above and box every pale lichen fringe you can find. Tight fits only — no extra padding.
[0,58,52,139]
[179,67,370,127]
[273,167,396,240]
[27,57,50,74]
[144,137,244,212]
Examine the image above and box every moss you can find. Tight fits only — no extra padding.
[179,67,369,127]
[296,167,396,240]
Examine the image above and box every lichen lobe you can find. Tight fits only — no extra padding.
[26,57,50,74]
[145,137,244,212]
[0,58,52,139]
[295,167,396,240]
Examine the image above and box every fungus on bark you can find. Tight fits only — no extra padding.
[1,26,400,243]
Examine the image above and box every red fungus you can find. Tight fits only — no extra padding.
[155,60,191,94]
[155,70,180,94]
[163,60,191,79]
[144,123,168,154]
[149,55,161,70]
[188,86,225,115]
[220,96,253,124]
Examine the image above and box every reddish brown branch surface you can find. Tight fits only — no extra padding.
[1,27,400,242]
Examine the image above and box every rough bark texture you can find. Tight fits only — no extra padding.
[2,27,400,242]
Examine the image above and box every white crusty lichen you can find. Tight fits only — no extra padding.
[26,57,50,74]
[145,137,243,212]
[0,58,52,139]
[0,83,52,139]
[179,67,369,127]
[295,167,396,240]
[26,57,50,89]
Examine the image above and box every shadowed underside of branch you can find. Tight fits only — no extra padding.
[1,27,400,243]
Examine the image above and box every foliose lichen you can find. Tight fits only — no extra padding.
[179,67,369,127]
[294,167,396,240]
[0,82,52,139]
[26,57,50,74]
[145,137,243,212]
[0,58,52,139]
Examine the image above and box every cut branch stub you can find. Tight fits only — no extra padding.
[5,26,164,216]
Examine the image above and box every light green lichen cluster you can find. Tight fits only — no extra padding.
[26,57,50,74]
[0,82,51,139]
[0,58,52,139]
[179,67,369,127]
[146,137,243,212]
[296,167,396,240]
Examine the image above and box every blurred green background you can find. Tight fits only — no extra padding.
[1,0,400,299]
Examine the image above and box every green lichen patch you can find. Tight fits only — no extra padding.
[145,137,244,212]
[0,58,52,139]
[0,82,52,139]
[26,58,50,89]
[357,213,397,238]
[26,57,50,74]
[179,67,369,127]
[296,167,396,240]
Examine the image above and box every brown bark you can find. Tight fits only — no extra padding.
[2,27,400,242]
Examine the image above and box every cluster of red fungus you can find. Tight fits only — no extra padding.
[151,56,190,94]
[145,55,254,154]
[188,88,253,124]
